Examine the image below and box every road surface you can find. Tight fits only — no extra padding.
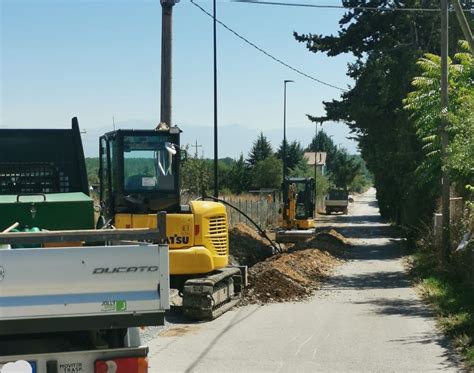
[146,188,460,372]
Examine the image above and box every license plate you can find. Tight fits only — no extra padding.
[0,361,36,373]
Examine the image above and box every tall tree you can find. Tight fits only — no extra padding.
[306,129,338,171]
[330,149,362,189]
[251,155,283,189]
[228,154,251,194]
[247,133,273,166]
[307,128,336,154]
[276,140,305,172]
[295,0,468,226]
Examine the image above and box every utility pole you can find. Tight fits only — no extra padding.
[160,0,179,126]
[313,123,317,191]
[451,0,474,53]
[313,124,318,216]
[440,0,451,262]
[282,80,294,184]
[191,140,202,158]
[312,121,322,215]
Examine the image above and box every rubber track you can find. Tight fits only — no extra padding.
[183,267,242,320]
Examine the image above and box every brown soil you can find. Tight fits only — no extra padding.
[229,223,274,267]
[291,229,351,257]
[242,248,343,305]
[241,228,350,305]
[228,223,349,305]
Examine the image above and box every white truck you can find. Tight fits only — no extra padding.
[325,189,349,215]
[0,229,169,373]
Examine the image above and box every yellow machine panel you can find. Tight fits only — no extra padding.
[296,219,315,229]
[114,200,228,275]
[115,213,194,249]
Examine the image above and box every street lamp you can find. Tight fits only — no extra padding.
[283,80,294,183]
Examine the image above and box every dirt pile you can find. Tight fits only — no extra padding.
[291,229,351,257]
[242,248,342,304]
[229,223,274,267]
[229,224,348,304]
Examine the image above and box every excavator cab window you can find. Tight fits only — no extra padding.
[284,177,315,220]
[295,184,307,219]
[123,135,176,192]
[99,128,182,217]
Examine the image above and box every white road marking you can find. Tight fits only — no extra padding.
[288,332,301,343]
[312,332,330,359]
[294,333,315,356]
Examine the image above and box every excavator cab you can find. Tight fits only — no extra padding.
[281,177,316,230]
[98,126,182,221]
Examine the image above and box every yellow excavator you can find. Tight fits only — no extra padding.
[276,177,316,243]
[280,177,316,230]
[97,125,244,320]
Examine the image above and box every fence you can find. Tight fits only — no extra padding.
[181,193,324,229]
[221,197,280,229]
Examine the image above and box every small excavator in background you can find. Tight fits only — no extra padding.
[276,177,316,243]
[280,177,316,230]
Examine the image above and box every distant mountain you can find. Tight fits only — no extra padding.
[79,120,359,159]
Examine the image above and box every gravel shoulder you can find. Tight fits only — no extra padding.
[146,188,461,372]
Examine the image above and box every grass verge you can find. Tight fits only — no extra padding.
[409,249,474,370]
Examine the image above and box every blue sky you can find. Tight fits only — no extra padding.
[1,0,357,157]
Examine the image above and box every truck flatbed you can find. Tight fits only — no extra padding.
[0,229,169,336]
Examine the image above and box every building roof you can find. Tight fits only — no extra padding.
[304,152,327,166]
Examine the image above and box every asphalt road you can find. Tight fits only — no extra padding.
[146,188,460,372]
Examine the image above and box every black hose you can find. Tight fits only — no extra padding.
[199,195,283,254]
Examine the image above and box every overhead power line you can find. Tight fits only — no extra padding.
[232,0,474,13]
[190,0,348,92]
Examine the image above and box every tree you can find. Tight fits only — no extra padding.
[251,155,282,189]
[181,158,212,197]
[85,158,99,186]
[215,160,232,193]
[348,155,373,193]
[276,140,305,172]
[247,132,273,166]
[228,154,251,194]
[404,41,474,195]
[306,128,336,154]
[330,149,362,189]
[294,0,467,226]
[306,129,338,171]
